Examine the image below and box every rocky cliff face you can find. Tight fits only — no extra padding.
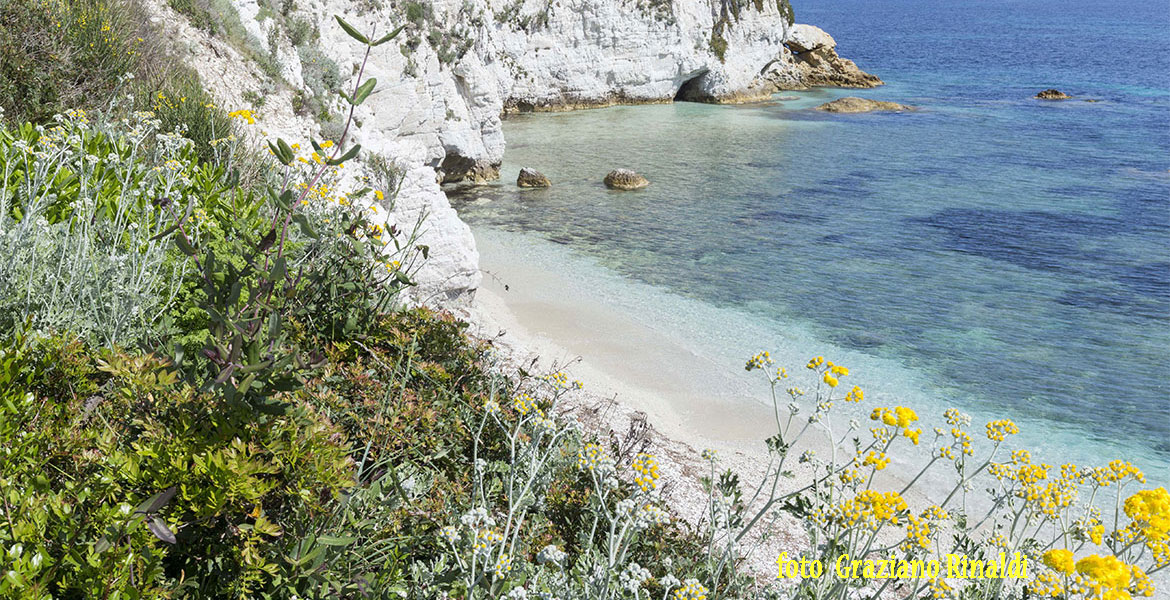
[145,0,876,306]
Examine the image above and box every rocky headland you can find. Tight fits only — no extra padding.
[144,0,879,307]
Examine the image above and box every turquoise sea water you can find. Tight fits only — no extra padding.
[450,0,1170,479]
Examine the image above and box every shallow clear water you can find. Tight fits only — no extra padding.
[450,0,1170,480]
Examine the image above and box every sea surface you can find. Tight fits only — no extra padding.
[450,0,1170,480]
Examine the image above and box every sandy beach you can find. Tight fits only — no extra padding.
[464,225,929,587]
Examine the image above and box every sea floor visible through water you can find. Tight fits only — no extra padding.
[448,0,1170,483]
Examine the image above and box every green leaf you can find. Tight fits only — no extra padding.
[236,372,257,394]
[394,271,415,286]
[174,235,196,256]
[335,15,369,44]
[270,256,287,282]
[267,141,291,166]
[317,535,356,547]
[327,144,361,166]
[136,486,178,514]
[353,78,377,105]
[371,24,407,46]
[147,516,177,544]
[277,139,295,165]
[292,214,319,239]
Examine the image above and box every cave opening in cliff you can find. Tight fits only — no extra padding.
[674,70,710,103]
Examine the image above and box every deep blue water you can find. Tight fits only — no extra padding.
[452,0,1170,478]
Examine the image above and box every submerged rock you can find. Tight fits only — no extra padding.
[517,167,551,188]
[604,169,650,190]
[816,97,915,113]
[1036,89,1072,100]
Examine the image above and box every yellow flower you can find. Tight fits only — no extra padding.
[672,580,708,600]
[1075,554,1131,594]
[1042,549,1075,575]
[631,452,660,492]
[823,372,838,387]
[227,109,256,124]
[986,419,1019,442]
[374,190,385,200]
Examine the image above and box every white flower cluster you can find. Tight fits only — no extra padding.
[617,499,670,531]
[536,544,566,565]
[619,562,652,592]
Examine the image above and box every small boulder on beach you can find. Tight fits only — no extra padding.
[815,97,915,113]
[517,167,551,187]
[1035,89,1072,100]
[604,169,650,190]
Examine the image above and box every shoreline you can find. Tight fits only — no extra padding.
[462,225,931,585]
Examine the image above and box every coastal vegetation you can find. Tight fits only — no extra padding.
[0,1,1166,600]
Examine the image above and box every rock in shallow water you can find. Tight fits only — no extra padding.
[1036,89,1072,100]
[517,167,551,188]
[604,169,650,190]
[815,97,916,113]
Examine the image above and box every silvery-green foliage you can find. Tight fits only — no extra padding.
[0,111,190,346]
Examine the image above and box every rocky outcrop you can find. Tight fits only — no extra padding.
[1036,89,1072,100]
[517,168,551,188]
[604,169,650,190]
[816,97,914,113]
[146,0,878,306]
[769,24,883,90]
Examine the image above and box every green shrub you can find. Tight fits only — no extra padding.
[0,114,193,347]
[0,0,237,162]
[0,330,356,599]
[0,0,144,123]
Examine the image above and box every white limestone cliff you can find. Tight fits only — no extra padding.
[145,0,876,307]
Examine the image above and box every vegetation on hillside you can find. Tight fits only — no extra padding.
[0,2,1166,600]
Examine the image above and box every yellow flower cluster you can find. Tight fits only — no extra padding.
[228,109,256,124]
[844,385,863,403]
[943,408,970,427]
[541,371,579,389]
[1122,487,1170,565]
[929,577,953,599]
[1029,570,1066,598]
[152,91,189,112]
[746,351,773,371]
[833,490,908,529]
[1075,554,1131,599]
[631,453,660,492]
[936,425,974,459]
[512,393,541,416]
[870,406,918,429]
[871,406,923,443]
[672,579,708,600]
[492,553,512,578]
[810,358,849,387]
[1090,460,1147,487]
[473,528,503,552]
[1042,548,1075,575]
[1084,517,1105,545]
[985,419,1019,442]
[863,450,890,471]
[577,443,607,472]
[904,513,934,550]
